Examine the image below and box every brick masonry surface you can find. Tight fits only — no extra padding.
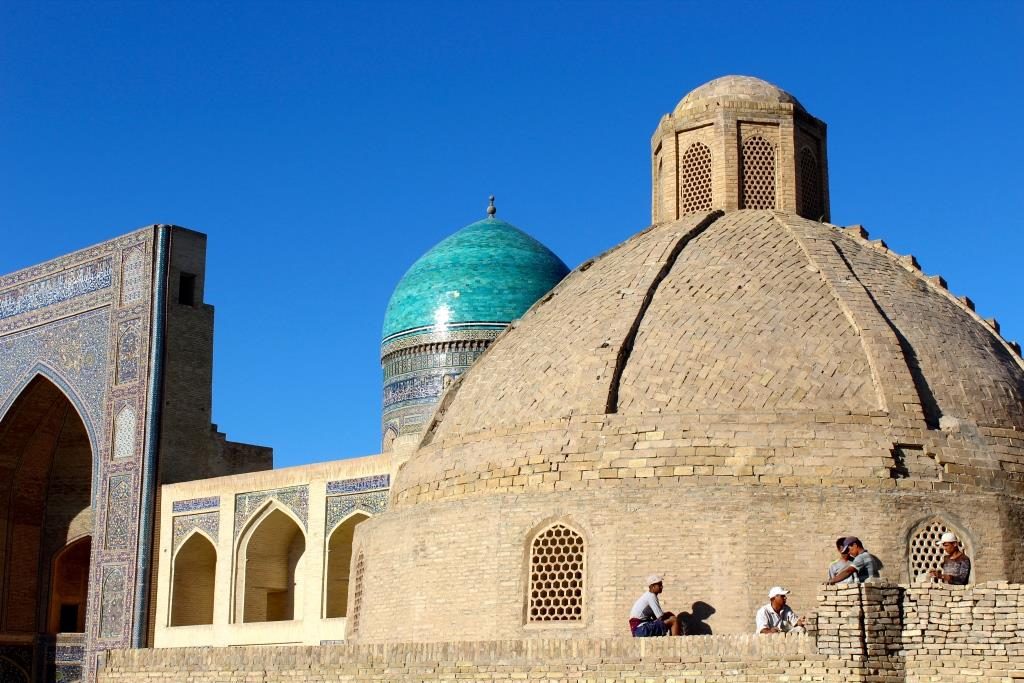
[100,582,1024,682]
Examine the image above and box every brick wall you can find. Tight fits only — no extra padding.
[99,581,1024,682]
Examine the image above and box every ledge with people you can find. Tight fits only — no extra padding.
[629,532,973,638]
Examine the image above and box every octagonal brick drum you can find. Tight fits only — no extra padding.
[352,210,1024,641]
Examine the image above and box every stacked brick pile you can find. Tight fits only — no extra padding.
[902,582,1024,680]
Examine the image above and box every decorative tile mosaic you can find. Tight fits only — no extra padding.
[115,319,141,384]
[55,664,83,682]
[104,474,133,549]
[173,512,219,551]
[0,308,111,448]
[112,404,136,460]
[380,327,501,358]
[382,372,456,409]
[171,496,220,513]
[55,644,85,663]
[326,474,390,495]
[98,565,127,639]
[234,485,308,538]
[326,490,389,531]
[382,347,487,380]
[118,247,146,306]
[0,257,112,320]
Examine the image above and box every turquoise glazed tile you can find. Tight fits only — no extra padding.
[381,217,569,342]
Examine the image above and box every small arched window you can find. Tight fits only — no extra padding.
[740,136,776,210]
[908,518,970,583]
[679,142,713,214]
[798,146,823,219]
[527,523,585,623]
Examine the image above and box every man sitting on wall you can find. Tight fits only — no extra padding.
[826,537,880,584]
[629,575,683,636]
[928,532,971,585]
[756,586,805,634]
[827,536,854,584]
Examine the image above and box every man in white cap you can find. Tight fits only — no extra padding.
[628,575,682,636]
[756,587,805,634]
[928,532,971,585]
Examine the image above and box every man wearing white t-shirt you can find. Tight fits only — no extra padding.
[755,586,805,634]
[628,575,682,637]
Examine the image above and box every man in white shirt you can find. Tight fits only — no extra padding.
[755,586,805,634]
[628,575,682,636]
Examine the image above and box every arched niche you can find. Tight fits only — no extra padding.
[171,531,217,626]
[0,374,93,638]
[234,503,306,623]
[324,512,370,618]
[47,536,92,633]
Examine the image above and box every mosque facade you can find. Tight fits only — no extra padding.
[0,76,1022,683]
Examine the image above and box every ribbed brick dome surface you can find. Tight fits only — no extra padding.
[398,210,1024,495]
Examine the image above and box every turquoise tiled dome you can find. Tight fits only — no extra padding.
[382,217,569,344]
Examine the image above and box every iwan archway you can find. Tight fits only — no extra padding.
[0,375,95,682]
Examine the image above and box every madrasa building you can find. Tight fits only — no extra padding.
[1,76,1022,683]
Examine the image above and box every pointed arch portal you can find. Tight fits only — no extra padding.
[0,375,95,678]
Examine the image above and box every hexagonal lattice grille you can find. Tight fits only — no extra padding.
[527,523,585,622]
[680,142,713,214]
[798,147,823,219]
[741,136,776,210]
[909,520,964,582]
[350,551,365,632]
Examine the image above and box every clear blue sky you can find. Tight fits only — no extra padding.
[2,2,1022,468]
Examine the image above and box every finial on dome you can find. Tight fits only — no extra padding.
[487,195,497,218]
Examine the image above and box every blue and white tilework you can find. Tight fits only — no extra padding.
[234,486,309,538]
[173,512,219,551]
[104,475,134,550]
[326,474,390,495]
[326,491,388,532]
[98,566,127,640]
[0,308,111,447]
[171,496,220,513]
[0,257,112,321]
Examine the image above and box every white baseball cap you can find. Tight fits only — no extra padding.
[646,574,664,587]
[938,532,959,545]
[768,586,790,599]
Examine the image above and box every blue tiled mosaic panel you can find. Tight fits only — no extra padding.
[326,491,389,532]
[173,512,219,551]
[0,257,112,320]
[234,486,309,539]
[115,319,141,384]
[99,566,127,640]
[55,664,83,682]
[0,309,110,444]
[326,474,390,495]
[171,496,220,513]
[104,475,133,550]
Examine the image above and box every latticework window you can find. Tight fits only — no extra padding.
[527,523,585,623]
[680,143,713,214]
[909,520,966,582]
[740,136,776,209]
[798,147,823,219]
[350,551,365,633]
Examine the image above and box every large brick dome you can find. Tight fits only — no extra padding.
[352,210,1024,642]
[401,210,1023,489]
